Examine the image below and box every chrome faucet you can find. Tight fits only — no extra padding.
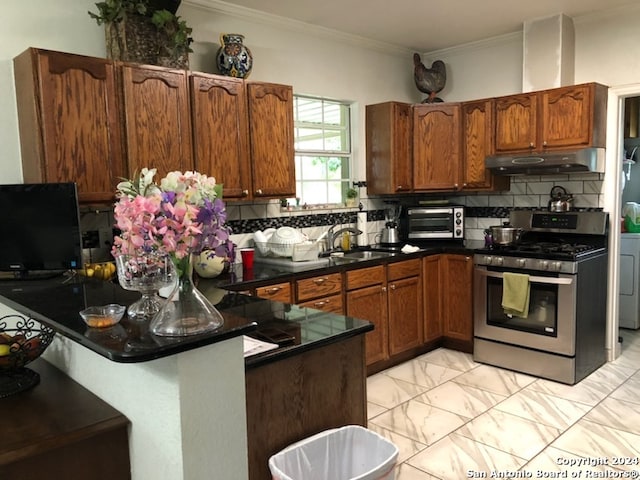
[326,222,362,252]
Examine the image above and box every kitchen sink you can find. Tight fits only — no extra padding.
[343,251,393,260]
[329,250,394,264]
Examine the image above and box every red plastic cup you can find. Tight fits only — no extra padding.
[240,248,255,269]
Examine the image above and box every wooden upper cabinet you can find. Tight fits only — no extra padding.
[413,103,462,191]
[461,99,509,192]
[495,93,538,153]
[541,83,607,149]
[120,64,193,179]
[246,82,295,198]
[13,48,125,203]
[190,73,251,199]
[495,83,607,154]
[365,102,413,194]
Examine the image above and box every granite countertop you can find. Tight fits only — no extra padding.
[210,242,478,291]
[0,275,372,367]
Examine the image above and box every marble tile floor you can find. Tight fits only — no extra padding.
[367,328,640,480]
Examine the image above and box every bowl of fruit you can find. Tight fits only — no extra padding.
[77,261,117,281]
[79,304,126,328]
[0,316,56,398]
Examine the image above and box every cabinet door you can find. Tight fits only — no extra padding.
[120,64,193,179]
[190,73,251,199]
[423,255,443,342]
[540,84,592,149]
[246,82,295,198]
[14,49,125,203]
[413,103,461,191]
[347,285,388,365]
[494,93,538,153]
[441,254,473,342]
[388,275,423,356]
[365,102,413,194]
[461,99,509,192]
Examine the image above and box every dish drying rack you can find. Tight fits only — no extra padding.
[254,241,322,262]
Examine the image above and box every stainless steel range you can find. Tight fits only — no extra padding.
[473,210,609,385]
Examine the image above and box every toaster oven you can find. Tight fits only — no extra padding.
[402,205,465,242]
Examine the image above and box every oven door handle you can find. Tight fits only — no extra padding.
[477,269,574,285]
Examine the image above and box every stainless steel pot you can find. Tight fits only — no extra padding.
[548,186,574,212]
[489,222,523,246]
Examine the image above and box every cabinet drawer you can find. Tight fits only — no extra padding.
[346,265,385,290]
[254,282,292,303]
[387,259,421,281]
[296,273,342,301]
[298,293,344,314]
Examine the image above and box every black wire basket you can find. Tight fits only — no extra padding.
[0,315,55,398]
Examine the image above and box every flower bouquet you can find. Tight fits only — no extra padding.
[112,168,235,336]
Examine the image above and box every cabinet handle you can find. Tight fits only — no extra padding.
[390,284,396,290]
[543,141,547,147]
[266,287,282,294]
[381,286,387,292]
[529,142,535,148]
[242,189,249,196]
[313,277,328,285]
[313,300,329,307]
[255,189,263,195]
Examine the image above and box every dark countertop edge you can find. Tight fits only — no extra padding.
[215,243,476,290]
[0,292,258,363]
[244,321,374,369]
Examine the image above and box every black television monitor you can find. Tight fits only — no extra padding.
[0,182,82,277]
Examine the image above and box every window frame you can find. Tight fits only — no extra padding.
[290,94,354,209]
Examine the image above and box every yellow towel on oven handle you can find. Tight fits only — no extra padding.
[501,272,530,318]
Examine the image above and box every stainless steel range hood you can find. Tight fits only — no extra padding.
[485,147,605,175]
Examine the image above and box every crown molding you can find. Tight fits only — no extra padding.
[183,0,413,56]
[424,31,522,58]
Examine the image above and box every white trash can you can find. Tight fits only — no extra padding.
[268,425,399,480]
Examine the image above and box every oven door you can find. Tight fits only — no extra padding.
[474,266,577,356]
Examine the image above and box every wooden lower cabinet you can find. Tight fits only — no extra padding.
[254,281,292,303]
[296,273,343,314]
[245,334,367,480]
[387,259,423,356]
[425,253,474,350]
[441,254,474,345]
[423,255,443,341]
[345,266,388,365]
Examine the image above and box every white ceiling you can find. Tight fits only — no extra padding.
[212,0,640,52]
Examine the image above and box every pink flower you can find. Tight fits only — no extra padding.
[111,169,235,264]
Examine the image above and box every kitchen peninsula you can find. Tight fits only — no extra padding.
[0,275,372,480]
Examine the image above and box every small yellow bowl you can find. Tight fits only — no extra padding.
[80,304,126,328]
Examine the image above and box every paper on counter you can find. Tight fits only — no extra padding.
[243,335,279,357]
[401,244,420,253]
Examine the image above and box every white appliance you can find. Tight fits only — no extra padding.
[620,233,640,329]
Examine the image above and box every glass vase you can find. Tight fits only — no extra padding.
[149,254,225,336]
[115,253,176,319]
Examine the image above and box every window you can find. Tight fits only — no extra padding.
[293,95,352,206]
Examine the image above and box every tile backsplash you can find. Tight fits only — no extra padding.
[80,173,605,261]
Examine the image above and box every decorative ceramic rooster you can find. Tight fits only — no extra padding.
[413,53,446,103]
